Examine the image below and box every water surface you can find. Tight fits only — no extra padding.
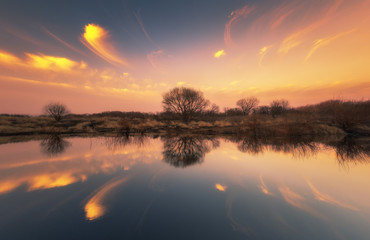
[0,135,369,240]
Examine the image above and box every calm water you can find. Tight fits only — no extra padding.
[0,135,369,240]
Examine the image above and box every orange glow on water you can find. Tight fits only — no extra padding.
[215,183,227,192]
[85,177,128,221]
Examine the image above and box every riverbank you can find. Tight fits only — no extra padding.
[1,113,369,137]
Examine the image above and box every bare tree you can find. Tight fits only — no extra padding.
[270,99,289,117]
[43,102,69,121]
[162,87,210,122]
[236,97,259,115]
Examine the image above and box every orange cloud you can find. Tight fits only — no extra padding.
[278,0,344,55]
[224,5,255,47]
[214,49,226,58]
[305,29,356,61]
[81,23,129,66]
[257,45,273,67]
[26,53,81,71]
[270,8,296,30]
[0,50,21,64]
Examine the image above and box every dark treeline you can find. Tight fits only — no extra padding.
[1,87,369,137]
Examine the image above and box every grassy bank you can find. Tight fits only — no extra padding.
[1,112,368,137]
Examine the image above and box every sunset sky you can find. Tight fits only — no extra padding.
[0,0,369,114]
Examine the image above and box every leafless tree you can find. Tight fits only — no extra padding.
[43,102,69,121]
[236,97,259,115]
[162,87,210,122]
[270,99,289,117]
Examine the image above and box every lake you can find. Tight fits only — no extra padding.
[0,135,369,239]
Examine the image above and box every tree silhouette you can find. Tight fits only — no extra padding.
[236,97,259,115]
[162,87,210,122]
[270,99,289,117]
[43,102,69,121]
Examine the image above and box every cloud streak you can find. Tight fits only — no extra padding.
[305,29,356,61]
[81,23,129,66]
[224,5,255,47]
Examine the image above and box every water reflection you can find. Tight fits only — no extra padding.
[40,134,71,156]
[161,135,220,168]
[229,135,318,158]
[0,135,369,240]
[105,133,148,151]
[328,137,370,164]
[85,176,129,221]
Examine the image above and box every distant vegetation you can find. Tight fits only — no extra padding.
[0,87,369,137]
[43,102,69,122]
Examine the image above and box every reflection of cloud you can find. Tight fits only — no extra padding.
[81,23,129,66]
[224,5,255,47]
[259,176,273,196]
[85,176,129,221]
[214,50,226,58]
[306,179,359,211]
[226,194,252,236]
[305,29,356,61]
[215,183,227,192]
[0,137,160,194]
[279,185,323,219]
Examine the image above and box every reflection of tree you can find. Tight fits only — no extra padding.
[40,134,71,156]
[268,138,318,159]
[105,133,148,151]
[236,137,263,155]
[330,137,370,164]
[162,135,219,168]
[229,135,318,158]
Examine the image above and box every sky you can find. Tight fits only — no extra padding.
[0,0,369,114]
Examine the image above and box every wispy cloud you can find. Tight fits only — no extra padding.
[278,0,344,55]
[305,29,356,61]
[134,10,156,46]
[224,5,255,47]
[81,23,129,66]
[42,26,87,56]
[257,45,273,67]
[147,49,171,74]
